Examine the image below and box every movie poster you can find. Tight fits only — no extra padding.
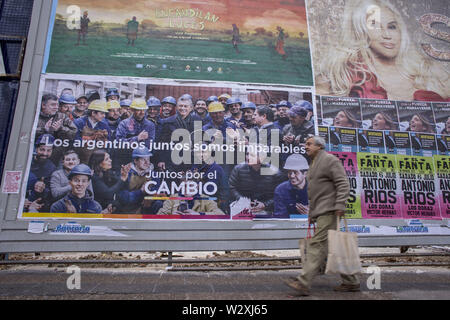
[397,155,440,219]
[358,153,402,219]
[19,75,315,220]
[307,0,449,103]
[434,155,450,219]
[330,152,362,219]
[44,0,313,86]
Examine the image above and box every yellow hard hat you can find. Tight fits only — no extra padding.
[208,101,225,113]
[88,99,108,113]
[130,98,148,110]
[106,100,121,110]
[218,93,231,100]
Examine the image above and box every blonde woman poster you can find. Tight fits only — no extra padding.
[308,0,449,102]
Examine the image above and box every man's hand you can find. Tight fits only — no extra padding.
[296,203,309,214]
[283,134,295,144]
[51,119,63,131]
[335,210,345,217]
[65,199,77,213]
[28,198,43,212]
[179,209,199,215]
[44,119,53,132]
[157,162,166,170]
[120,163,131,181]
[34,180,45,194]
[250,200,265,213]
[137,130,148,141]
[101,204,113,214]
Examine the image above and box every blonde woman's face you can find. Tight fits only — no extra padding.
[410,115,425,132]
[372,113,387,130]
[334,111,352,127]
[366,7,401,60]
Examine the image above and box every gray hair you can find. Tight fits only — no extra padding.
[307,135,326,149]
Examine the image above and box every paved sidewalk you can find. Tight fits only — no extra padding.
[0,267,449,300]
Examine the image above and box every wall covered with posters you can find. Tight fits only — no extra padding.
[13,0,449,229]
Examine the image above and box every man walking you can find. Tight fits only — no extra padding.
[284,136,359,296]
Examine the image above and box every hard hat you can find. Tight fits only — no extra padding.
[88,99,108,113]
[161,96,177,106]
[226,97,242,106]
[130,98,148,110]
[277,100,293,109]
[76,94,88,101]
[288,105,308,118]
[206,96,219,105]
[132,147,153,159]
[179,93,192,101]
[68,164,93,180]
[218,93,231,100]
[35,134,55,146]
[208,101,225,113]
[106,88,120,98]
[120,99,132,107]
[106,100,121,110]
[283,154,309,171]
[294,100,313,112]
[86,90,100,103]
[241,101,256,110]
[146,96,161,108]
[59,93,77,104]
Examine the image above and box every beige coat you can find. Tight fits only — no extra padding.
[157,194,225,215]
[306,149,349,220]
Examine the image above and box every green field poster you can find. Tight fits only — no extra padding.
[44,0,313,86]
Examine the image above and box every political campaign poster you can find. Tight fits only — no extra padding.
[44,0,313,86]
[397,101,437,157]
[307,0,449,103]
[397,155,440,220]
[358,153,402,219]
[321,96,361,152]
[434,155,450,219]
[384,131,412,156]
[19,74,316,220]
[433,102,450,156]
[359,99,397,153]
[318,126,331,151]
[357,129,385,153]
[330,152,362,219]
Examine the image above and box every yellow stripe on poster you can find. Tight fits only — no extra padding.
[22,212,104,218]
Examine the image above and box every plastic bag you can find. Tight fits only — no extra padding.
[325,217,362,275]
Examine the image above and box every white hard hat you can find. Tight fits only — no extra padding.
[284,154,309,171]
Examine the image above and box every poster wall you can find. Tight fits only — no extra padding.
[17,0,450,223]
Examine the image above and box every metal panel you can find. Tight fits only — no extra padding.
[0,0,449,255]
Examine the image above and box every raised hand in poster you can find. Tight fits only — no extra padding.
[137,130,149,142]
[64,199,77,214]
[120,163,132,182]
